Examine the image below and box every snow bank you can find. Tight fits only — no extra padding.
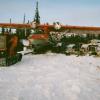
[0,53,100,100]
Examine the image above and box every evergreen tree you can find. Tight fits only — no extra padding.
[98,34,100,39]
[26,28,31,37]
[23,13,26,24]
[34,1,40,24]
[9,18,12,34]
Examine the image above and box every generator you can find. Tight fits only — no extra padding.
[0,34,22,66]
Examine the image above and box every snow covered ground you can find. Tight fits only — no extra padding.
[0,53,100,100]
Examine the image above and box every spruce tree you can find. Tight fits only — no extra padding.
[34,1,40,24]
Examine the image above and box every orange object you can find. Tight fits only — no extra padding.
[9,35,18,56]
[30,34,48,39]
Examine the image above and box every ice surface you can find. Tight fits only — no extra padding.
[0,53,100,100]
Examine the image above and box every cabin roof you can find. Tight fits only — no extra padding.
[0,23,100,31]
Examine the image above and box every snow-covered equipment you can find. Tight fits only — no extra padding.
[28,29,49,53]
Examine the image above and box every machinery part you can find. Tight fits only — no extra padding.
[0,53,22,66]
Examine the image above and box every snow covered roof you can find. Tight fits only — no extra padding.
[91,39,100,43]
[67,44,75,48]
[81,44,89,48]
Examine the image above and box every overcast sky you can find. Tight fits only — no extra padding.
[0,0,100,26]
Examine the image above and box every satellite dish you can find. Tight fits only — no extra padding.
[54,22,61,30]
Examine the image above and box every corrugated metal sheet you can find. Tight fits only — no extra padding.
[0,36,6,50]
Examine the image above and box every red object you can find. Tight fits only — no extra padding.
[30,34,48,39]
[1,23,100,31]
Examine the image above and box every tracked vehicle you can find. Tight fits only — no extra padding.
[0,34,22,66]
